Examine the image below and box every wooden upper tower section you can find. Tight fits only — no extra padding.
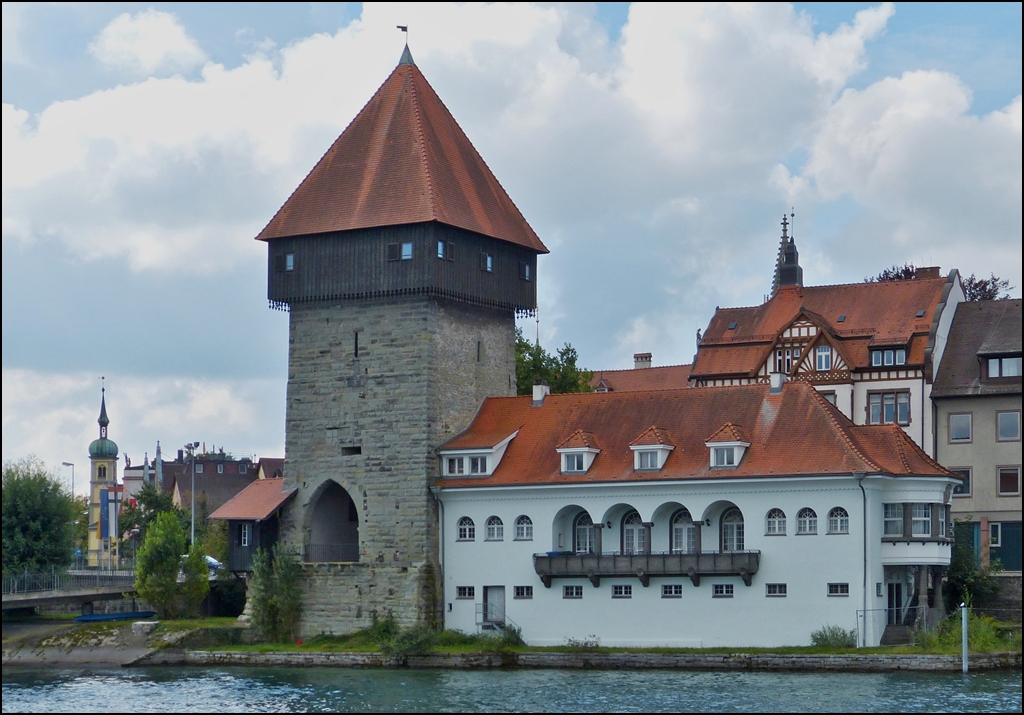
[259,48,547,314]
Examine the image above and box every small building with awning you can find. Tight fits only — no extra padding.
[210,478,296,572]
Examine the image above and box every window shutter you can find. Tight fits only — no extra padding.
[387,243,400,261]
[480,252,488,270]
[520,262,528,279]
[447,242,455,261]
[274,254,285,272]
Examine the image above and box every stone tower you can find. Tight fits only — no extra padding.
[87,386,120,568]
[257,47,548,633]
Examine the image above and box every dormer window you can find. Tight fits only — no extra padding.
[439,431,517,478]
[705,423,749,470]
[470,456,487,474]
[556,430,600,475]
[564,453,585,472]
[713,447,735,467]
[816,346,832,371]
[629,427,675,471]
[871,348,906,367]
[988,356,1022,378]
[637,451,658,469]
[447,457,465,475]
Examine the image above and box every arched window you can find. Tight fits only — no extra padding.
[797,508,818,535]
[828,507,849,534]
[515,515,533,541]
[721,508,744,552]
[671,508,696,554]
[97,465,107,480]
[766,508,787,535]
[622,510,645,554]
[457,517,475,541]
[485,516,504,541]
[573,512,594,554]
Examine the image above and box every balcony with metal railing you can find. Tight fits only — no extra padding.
[533,550,760,588]
[302,542,360,563]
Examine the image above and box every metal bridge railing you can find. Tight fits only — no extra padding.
[2,568,135,596]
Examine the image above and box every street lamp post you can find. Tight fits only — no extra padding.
[62,462,75,565]
[61,461,75,498]
[186,442,199,545]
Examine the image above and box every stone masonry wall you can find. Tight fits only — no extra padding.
[279,296,514,635]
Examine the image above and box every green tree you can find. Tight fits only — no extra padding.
[135,511,185,617]
[73,495,89,556]
[118,481,186,547]
[249,544,304,642]
[180,541,210,617]
[514,327,594,395]
[2,457,75,573]
[945,519,1002,612]
[961,273,1013,301]
[865,262,919,282]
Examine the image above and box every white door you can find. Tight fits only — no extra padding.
[484,586,505,623]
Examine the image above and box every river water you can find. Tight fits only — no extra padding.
[2,666,1021,712]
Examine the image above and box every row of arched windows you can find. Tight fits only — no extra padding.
[766,507,849,535]
[458,515,533,541]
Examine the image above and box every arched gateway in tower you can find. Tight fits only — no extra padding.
[257,47,548,633]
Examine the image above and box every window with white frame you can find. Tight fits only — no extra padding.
[401,242,413,260]
[911,504,931,536]
[470,456,488,474]
[766,508,786,535]
[816,345,832,371]
[195,463,204,474]
[828,583,850,596]
[883,503,903,536]
[871,348,907,367]
[456,586,475,599]
[217,463,224,474]
[949,413,972,442]
[988,356,1023,377]
[721,508,744,552]
[480,252,494,272]
[989,522,1002,547]
[637,450,659,470]
[869,391,910,425]
[485,516,504,541]
[713,447,735,467]
[515,515,533,541]
[662,584,683,598]
[447,457,465,475]
[766,583,787,597]
[671,509,696,553]
[514,586,533,599]
[713,584,734,598]
[827,507,849,534]
[285,253,295,271]
[457,516,475,541]
[796,508,817,535]
[997,411,1021,441]
[612,584,632,599]
[564,453,585,472]
[574,512,595,554]
[563,585,583,599]
[622,510,645,554]
[998,467,1021,496]
[240,523,252,547]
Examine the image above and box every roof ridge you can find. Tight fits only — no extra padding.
[408,66,437,220]
[806,385,881,472]
[892,424,913,473]
[892,424,950,474]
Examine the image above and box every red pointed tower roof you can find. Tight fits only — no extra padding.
[256,49,548,254]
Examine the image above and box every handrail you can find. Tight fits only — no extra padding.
[2,568,135,596]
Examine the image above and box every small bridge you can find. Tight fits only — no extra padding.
[2,569,136,611]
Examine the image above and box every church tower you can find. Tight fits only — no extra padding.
[257,47,548,632]
[87,386,120,568]
[771,213,803,295]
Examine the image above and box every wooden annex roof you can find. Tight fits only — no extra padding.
[209,478,296,521]
[256,51,548,254]
[691,275,956,379]
[437,381,950,488]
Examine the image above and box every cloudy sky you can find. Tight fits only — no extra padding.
[3,2,1021,489]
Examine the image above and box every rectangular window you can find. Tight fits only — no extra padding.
[456,586,475,599]
[990,523,1002,547]
[514,586,533,599]
[238,463,247,473]
[997,411,1021,441]
[713,447,735,467]
[195,463,204,474]
[816,346,832,371]
[217,463,224,474]
[989,356,1023,377]
[766,583,787,597]
[884,349,894,366]
[401,242,413,260]
[341,446,362,456]
[821,391,837,406]
[470,456,487,474]
[480,252,494,272]
[911,504,931,536]
[637,450,658,470]
[387,243,400,261]
[883,503,903,536]
[662,584,683,598]
[240,523,251,547]
[563,585,583,599]
[713,584,734,598]
[828,583,850,596]
[520,262,531,281]
[612,585,632,599]
[949,413,972,442]
[872,351,882,367]
[868,392,910,425]
[895,349,906,365]
[998,467,1021,496]
[564,453,585,472]
[285,253,295,271]
[447,457,465,475]
[951,468,971,496]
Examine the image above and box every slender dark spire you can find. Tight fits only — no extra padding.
[98,378,109,438]
[771,213,803,295]
[399,43,415,66]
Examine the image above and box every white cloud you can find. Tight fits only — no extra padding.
[88,9,207,76]
[2,3,28,65]
[2,369,284,493]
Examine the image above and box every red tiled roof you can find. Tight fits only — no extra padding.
[691,277,952,378]
[436,382,950,488]
[209,478,297,521]
[705,422,748,444]
[255,58,547,254]
[557,430,599,450]
[590,364,692,391]
[630,426,672,447]
[256,457,284,480]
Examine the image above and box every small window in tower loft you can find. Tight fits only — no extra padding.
[401,242,413,260]
[285,253,295,271]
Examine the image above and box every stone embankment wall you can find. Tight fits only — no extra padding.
[179,650,1022,672]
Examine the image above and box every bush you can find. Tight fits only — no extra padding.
[565,634,601,651]
[179,542,210,617]
[249,545,304,642]
[916,611,1016,653]
[134,511,185,617]
[378,624,437,658]
[810,624,857,649]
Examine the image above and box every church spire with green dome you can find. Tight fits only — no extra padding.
[89,381,118,459]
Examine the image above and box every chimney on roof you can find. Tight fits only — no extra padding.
[532,383,550,407]
[915,266,940,279]
[634,353,652,369]
[769,372,785,394]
